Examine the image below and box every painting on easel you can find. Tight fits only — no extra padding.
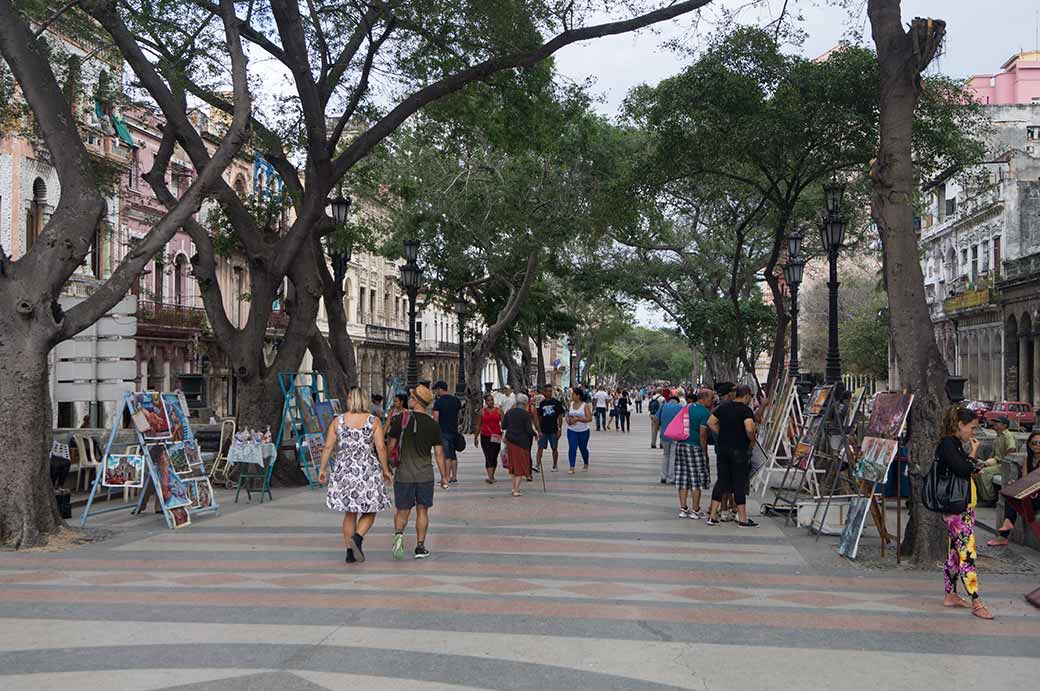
[162,393,191,442]
[102,454,145,488]
[129,392,171,439]
[837,496,871,559]
[866,392,914,439]
[296,386,320,434]
[855,436,899,484]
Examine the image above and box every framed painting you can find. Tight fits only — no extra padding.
[184,477,215,510]
[837,496,871,559]
[182,439,204,470]
[129,391,172,439]
[792,442,814,470]
[854,436,899,484]
[807,386,833,416]
[102,454,145,488]
[866,392,914,439]
[845,387,866,430]
[314,401,336,435]
[296,386,320,434]
[162,393,192,442]
[301,433,325,475]
[330,398,343,415]
[166,442,194,476]
[149,444,191,510]
[169,506,191,529]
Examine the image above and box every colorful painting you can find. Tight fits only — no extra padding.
[807,386,833,416]
[838,496,871,559]
[102,454,145,488]
[845,387,866,430]
[792,442,814,470]
[183,439,204,470]
[296,386,320,434]
[866,392,914,439]
[855,436,900,484]
[184,477,215,510]
[314,401,336,434]
[162,393,192,442]
[169,506,191,529]
[149,444,191,510]
[802,415,824,443]
[302,433,325,475]
[129,391,171,438]
[330,398,343,415]
[166,442,193,476]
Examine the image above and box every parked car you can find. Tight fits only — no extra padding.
[966,400,994,423]
[984,401,1035,431]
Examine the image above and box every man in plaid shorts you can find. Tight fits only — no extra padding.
[674,389,714,519]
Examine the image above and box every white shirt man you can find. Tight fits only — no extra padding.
[593,387,609,431]
[496,387,517,416]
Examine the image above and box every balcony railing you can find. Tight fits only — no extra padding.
[365,324,410,344]
[139,300,207,330]
[418,339,458,354]
[943,286,996,315]
[1002,252,1040,282]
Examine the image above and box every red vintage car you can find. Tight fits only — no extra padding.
[985,401,1035,432]
[965,400,994,423]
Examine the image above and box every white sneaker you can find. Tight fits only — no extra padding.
[721,510,737,523]
[678,508,690,518]
[688,510,703,520]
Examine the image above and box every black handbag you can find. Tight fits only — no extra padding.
[922,450,971,515]
[454,432,467,453]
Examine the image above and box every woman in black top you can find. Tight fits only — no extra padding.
[935,406,992,619]
[988,430,1040,547]
[503,393,535,497]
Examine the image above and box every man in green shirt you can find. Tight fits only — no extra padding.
[978,416,1017,504]
[387,384,448,559]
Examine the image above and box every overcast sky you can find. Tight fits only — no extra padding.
[564,0,1040,326]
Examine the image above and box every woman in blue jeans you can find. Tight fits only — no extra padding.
[566,388,593,473]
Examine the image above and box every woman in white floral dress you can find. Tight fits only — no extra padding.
[318,387,393,563]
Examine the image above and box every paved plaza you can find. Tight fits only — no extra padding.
[1,415,1039,690]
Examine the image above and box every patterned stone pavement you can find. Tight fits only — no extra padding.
[2,414,1039,690]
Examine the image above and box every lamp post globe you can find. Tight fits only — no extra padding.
[783,257,804,383]
[820,181,846,386]
[329,194,351,225]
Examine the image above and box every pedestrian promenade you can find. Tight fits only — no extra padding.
[1,414,1038,690]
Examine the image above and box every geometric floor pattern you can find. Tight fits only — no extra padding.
[2,415,1039,690]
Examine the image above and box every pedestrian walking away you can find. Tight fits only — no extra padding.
[476,393,503,484]
[674,389,713,519]
[634,391,643,414]
[386,385,448,560]
[503,393,536,496]
[706,385,758,528]
[317,387,393,564]
[990,430,1040,547]
[648,393,662,449]
[566,388,592,473]
[656,394,683,484]
[935,406,993,619]
[432,380,462,484]
[593,386,609,431]
[617,390,631,432]
[535,383,564,471]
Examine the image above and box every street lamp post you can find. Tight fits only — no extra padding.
[783,254,805,384]
[400,239,422,389]
[327,194,352,293]
[821,181,847,386]
[453,294,467,396]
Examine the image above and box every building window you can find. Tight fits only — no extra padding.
[128,149,140,190]
[369,290,375,322]
[994,237,1002,276]
[174,255,188,306]
[231,266,244,326]
[945,197,957,218]
[358,286,365,323]
[981,240,990,273]
[970,245,978,281]
[1028,126,1040,140]
[26,177,47,251]
[960,248,968,275]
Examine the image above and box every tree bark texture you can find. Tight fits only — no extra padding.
[868,1,950,564]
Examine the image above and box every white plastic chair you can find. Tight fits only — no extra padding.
[73,435,101,491]
[209,418,237,488]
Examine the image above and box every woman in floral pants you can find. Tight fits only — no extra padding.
[935,406,993,620]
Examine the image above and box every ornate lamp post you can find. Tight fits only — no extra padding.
[399,239,422,388]
[821,180,847,386]
[327,194,352,292]
[783,252,805,384]
[453,294,467,396]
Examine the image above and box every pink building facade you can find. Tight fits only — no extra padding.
[969,51,1040,105]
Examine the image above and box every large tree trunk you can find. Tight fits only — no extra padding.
[0,338,60,547]
[535,327,546,386]
[518,337,534,388]
[763,223,789,396]
[868,2,950,564]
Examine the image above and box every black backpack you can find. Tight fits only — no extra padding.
[649,398,661,415]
